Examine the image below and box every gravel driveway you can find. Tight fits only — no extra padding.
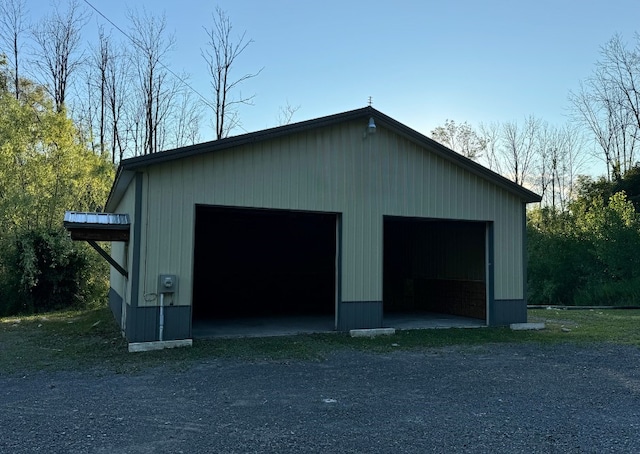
[2,343,639,453]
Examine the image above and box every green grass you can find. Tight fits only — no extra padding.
[1,306,640,374]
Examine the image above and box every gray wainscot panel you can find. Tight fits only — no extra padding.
[490,299,527,326]
[163,305,192,340]
[126,306,191,342]
[338,301,383,331]
[108,288,123,325]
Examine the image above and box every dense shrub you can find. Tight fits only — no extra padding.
[527,224,590,305]
[528,191,640,306]
[0,228,108,316]
[573,278,640,306]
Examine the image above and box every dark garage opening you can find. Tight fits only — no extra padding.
[383,217,487,322]
[192,206,337,332]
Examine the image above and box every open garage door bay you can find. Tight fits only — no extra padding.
[384,217,488,324]
[192,206,338,336]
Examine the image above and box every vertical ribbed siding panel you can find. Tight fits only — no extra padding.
[135,173,147,310]
[110,180,135,306]
[375,130,525,301]
[343,127,365,301]
[173,159,191,303]
[181,159,194,296]
[369,135,384,301]
[434,156,444,217]
[144,168,160,307]
[139,119,527,317]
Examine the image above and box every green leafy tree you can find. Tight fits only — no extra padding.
[0,72,113,233]
[574,165,640,213]
[527,207,592,305]
[0,62,114,315]
[528,190,640,306]
[431,119,487,160]
[575,192,640,282]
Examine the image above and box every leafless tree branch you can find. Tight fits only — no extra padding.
[202,7,263,139]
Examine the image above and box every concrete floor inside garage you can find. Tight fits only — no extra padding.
[191,312,485,339]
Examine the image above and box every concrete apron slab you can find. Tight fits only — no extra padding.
[384,312,486,330]
[510,322,546,331]
[192,312,485,340]
[128,339,193,353]
[192,315,336,339]
[350,328,396,338]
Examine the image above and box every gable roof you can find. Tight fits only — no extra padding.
[105,106,541,211]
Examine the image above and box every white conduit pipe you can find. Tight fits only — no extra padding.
[159,293,165,342]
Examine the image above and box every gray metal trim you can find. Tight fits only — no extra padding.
[335,214,343,330]
[131,172,143,308]
[105,107,541,211]
[487,222,495,326]
[125,173,143,341]
[522,202,528,309]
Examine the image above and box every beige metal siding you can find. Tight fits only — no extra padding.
[375,132,524,298]
[138,119,524,308]
[110,178,136,307]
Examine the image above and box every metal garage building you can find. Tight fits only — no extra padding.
[97,107,540,350]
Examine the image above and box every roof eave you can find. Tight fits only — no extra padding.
[105,167,136,213]
[369,111,542,203]
[103,106,542,208]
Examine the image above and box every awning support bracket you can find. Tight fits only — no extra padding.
[87,240,128,278]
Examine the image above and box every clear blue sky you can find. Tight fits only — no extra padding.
[31,1,640,157]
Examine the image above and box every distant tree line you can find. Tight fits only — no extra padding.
[0,0,265,164]
[430,33,640,306]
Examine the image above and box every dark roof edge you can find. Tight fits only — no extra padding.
[118,106,375,171]
[105,166,135,213]
[105,107,376,210]
[369,109,542,203]
[107,105,541,208]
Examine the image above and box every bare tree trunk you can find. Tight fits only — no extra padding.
[480,116,541,189]
[93,26,110,156]
[0,0,28,99]
[105,38,129,163]
[202,6,262,139]
[479,122,503,174]
[172,77,202,148]
[128,8,175,154]
[569,34,640,180]
[31,0,89,112]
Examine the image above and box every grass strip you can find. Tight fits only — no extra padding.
[1,306,639,374]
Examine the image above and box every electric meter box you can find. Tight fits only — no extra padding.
[158,274,178,294]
